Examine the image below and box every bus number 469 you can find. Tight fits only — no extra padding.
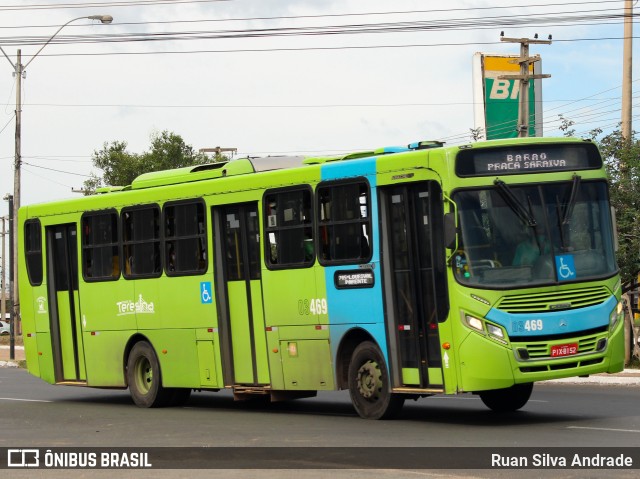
[298,298,328,315]
[513,319,544,333]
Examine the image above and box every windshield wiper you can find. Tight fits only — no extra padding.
[561,174,581,226]
[494,179,537,227]
[557,174,581,250]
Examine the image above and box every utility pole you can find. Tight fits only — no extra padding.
[3,195,14,360]
[1,216,6,331]
[13,51,22,335]
[199,147,238,161]
[0,16,114,348]
[622,0,633,141]
[499,34,551,137]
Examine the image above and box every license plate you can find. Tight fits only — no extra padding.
[550,343,578,357]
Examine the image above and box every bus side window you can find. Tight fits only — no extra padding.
[164,200,207,276]
[317,180,372,264]
[264,187,314,269]
[82,210,120,281]
[121,205,161,279]
[24,219,44,286]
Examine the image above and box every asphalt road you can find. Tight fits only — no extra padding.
[0,368,639,478]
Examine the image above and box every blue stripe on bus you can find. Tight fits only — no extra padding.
[486,295,616,337]
[319,158,390,364]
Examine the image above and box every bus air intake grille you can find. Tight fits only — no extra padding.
[496,286,610,313]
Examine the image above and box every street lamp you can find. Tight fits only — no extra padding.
[0,15,114,352]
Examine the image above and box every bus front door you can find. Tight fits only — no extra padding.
[45,223,86,383]
[380,182,448,389]
[213,203,270,387]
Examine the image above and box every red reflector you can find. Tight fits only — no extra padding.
[91,331,96,336]
[398,325,411,331]
[207,328,213,333]
[315,325,322,330]
[27,333,33,337]
[429,323,438,330]
[266,326,273,332]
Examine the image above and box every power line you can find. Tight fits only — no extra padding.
[22,35,640,58]
[0,0,623,14]
[22,161,91,177]
[2,9,634,47]
[0,113,14,136]
[21,165,75,188]
[0,0,233,12]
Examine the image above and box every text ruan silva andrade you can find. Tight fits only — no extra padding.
[491,453,634,468]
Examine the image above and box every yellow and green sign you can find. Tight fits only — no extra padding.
[473,54,542,140]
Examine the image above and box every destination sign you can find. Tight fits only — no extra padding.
[455,143,602,177]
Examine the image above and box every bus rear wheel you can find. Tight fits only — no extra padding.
[348,341,404,420]
[127,341,171,408]
[479,383,533,412]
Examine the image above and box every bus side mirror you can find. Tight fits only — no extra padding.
[444,213,457,250]
[611,206,619,252]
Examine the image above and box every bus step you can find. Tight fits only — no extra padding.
[56,381,88,387]
[393,387,444,394]
[233,386,270,401]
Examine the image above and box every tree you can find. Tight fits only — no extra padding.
[597,128,640,290]
[84,130,210,194]
[469,127,484,142]
[558,114,576,137]
[553,118,639,289]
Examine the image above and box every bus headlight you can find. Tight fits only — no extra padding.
[609,300,624,330]
[464,314,507,344]
[486,323,504,340]
[465,315,484,332]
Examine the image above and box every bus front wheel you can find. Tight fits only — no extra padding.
[479,383,533,412]
[127,341,171,408]
[348,341,404,419]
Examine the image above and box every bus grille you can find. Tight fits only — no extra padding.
[496,286,611,314]
[514,332,605,361]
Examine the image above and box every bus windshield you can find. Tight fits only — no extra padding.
[452,179,617,288]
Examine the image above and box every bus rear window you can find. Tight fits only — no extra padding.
[455,143,602,177]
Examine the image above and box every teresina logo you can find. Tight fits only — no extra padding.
[116,295,155,316]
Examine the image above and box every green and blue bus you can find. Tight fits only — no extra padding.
[18,136,624,419]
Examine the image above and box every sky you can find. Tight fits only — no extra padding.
[0,0,637,220]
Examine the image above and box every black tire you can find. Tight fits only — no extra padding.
[348,341,404,419]
[479,383,533,413]
[126,341,171,408]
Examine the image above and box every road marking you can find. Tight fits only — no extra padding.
[0,397,53,403]
[568,426,640,433]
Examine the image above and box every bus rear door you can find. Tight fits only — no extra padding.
[45,223,86,382]
[212,202,270,387]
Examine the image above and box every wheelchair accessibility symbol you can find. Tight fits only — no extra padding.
[200,282,213,304]
[555,255,576,281]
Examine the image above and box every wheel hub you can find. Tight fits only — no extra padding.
[356,360,382,400]
[135,357,153,394]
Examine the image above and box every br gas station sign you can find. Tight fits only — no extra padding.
[473,53,545,140]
